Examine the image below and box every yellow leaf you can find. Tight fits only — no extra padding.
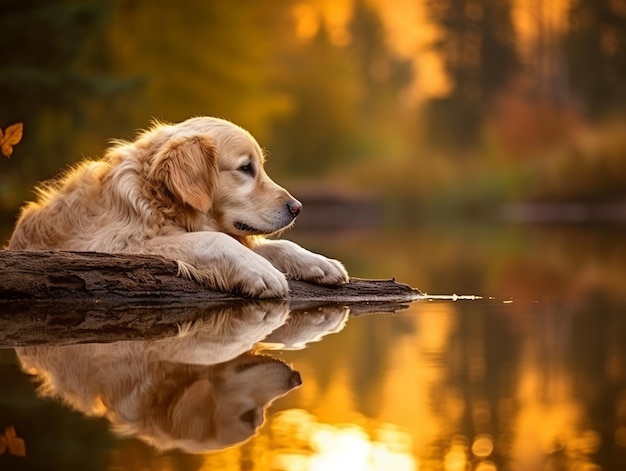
[1,122,24,158]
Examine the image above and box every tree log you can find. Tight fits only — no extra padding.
[0,250,421,347]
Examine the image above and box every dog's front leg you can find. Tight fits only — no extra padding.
[147,232,289,298]
[253,239,349,286]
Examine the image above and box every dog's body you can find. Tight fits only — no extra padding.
[16,302,349,452]
[18,342,301,452]
[8,117,348,297]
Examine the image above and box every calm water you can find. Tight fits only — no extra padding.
[2,221,626,471]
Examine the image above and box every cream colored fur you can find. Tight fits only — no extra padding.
[8,117,348,297]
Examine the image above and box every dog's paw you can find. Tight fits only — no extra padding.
[235,263,290,298]
[262,305,350,349]
[294,254,349,285]
[176,258,289,298]
[254,240,349,287]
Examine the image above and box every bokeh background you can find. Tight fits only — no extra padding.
[2,0,626,217]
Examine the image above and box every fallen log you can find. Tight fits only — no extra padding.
[0,250,420,303]
[0,250,421,346]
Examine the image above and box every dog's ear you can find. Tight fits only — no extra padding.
[148,135,218,212]
[169,379,217,441]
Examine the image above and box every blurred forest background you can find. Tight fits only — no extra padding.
[1,0,626,218]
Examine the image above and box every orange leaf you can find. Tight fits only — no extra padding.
[8,437,26,457]
[4,426,26,457]
[1,122,24,158]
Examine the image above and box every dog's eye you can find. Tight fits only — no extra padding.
[238,163,254,175]
[240,408,257,427]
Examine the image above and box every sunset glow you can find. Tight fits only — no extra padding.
[292,0,353,46]
[270,409,416,471]
[292,0,451,102]
[370,0,452,101]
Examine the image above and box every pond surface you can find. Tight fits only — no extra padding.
[2,222,626,471]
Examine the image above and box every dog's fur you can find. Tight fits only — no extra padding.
[16,301,349,452]
[8,117,348,297]
[18,346,301,452]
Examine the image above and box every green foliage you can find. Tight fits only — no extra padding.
[0,0,140,208]
[96,1,294,138]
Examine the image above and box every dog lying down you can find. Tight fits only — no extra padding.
[8,116,348,297]
[17,303,349,452]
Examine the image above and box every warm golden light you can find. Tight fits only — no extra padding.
[293,3,320,40]
[291,0,451,102]
[269,409,416,471]
[471,434,494,458]
[475,461,498,471]
[513,0,571,61]
[321,0,353,46]
[443,444,467,471]
[292,0,353,46]
[369,0,452,102]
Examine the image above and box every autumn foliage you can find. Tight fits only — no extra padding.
[0,425,26,457]
[0,123,23,158]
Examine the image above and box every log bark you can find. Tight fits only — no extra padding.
[0,250,419,303]
[0,250,421,347]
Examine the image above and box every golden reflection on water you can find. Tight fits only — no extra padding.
[192,303,459,470]
[188,298,620,471]
[269,409,415,471]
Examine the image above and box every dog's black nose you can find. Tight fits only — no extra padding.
[289,370,303,388]
[287,199,302,217]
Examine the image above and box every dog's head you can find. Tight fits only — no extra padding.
[146,352,302,452]
[143,117,302,236]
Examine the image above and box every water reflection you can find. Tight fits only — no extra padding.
[14,302,349,453]
[5,290,626,469]
[270,409,416,470]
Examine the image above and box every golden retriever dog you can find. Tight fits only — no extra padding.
[16,302,297,452]
[16,301,350,452]
[8,117,348,297]
[18,346,301,453]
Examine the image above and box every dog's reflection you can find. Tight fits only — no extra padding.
[16,302,349,452]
